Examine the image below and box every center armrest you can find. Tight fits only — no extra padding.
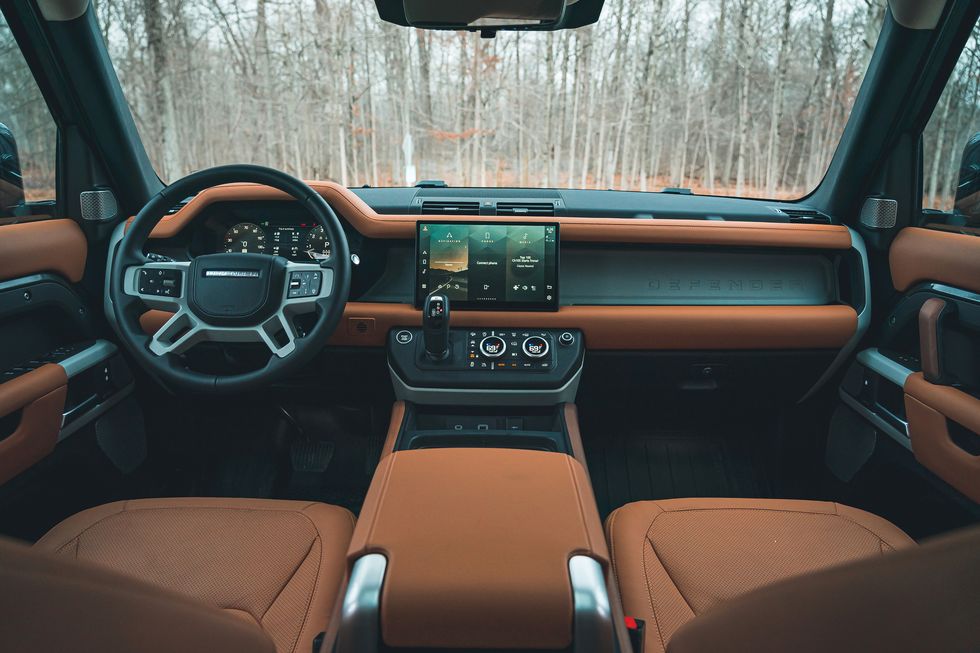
[348,448,609,650]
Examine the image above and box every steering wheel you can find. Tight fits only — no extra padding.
[109,165,351,394]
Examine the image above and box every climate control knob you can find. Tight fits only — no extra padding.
[479,335,507,358]
[522,336,550,358]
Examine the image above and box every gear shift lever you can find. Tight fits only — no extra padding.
[422,293,451,360]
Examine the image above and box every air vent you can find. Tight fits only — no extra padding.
[420,201,480,215]
[779,208,832,224]
[495,202,555,217]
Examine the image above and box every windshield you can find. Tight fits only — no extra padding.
[99,0,883,198]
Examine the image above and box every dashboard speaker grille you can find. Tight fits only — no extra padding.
[859,197,897,230]
[80,188,118,222]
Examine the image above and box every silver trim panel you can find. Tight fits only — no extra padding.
[57,340,134,441]
[839,389,911,451]
[569,555,615,653]
[857,348,914,388]
[60,340,118,378]
[389,362,582,406]
[335,553,387,653]
[800,227,870,402]
[926,283,980,305]
[59,384,134,442]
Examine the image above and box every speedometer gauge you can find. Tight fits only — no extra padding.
[223,223,267,254]
[304,225,331,261]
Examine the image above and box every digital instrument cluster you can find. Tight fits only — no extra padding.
[222,220,331,262]
[416,221,559,310]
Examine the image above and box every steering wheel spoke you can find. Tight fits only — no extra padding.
[124,261,191,312]
[147,309,204,356]
[282,261,335,313]
[258,312,299,358]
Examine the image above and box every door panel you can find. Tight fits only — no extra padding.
[836,226,980,506]
[889,227,980,294]
[0,220,134,486]
[905,372,980,503]
[902,289,980,503]
[0,364,67,484]
[0,220,87,283]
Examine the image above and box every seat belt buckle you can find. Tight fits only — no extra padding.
[625,616,645,653]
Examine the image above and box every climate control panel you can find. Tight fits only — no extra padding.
[387,327,584,395]
[467,330,560,371]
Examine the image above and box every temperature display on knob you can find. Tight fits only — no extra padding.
[479,336,507,358]
[522,336,550,358]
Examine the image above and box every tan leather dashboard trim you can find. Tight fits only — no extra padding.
[333,303,858,349]
[0,220,87,283]
[140,181,852,249]
[904,372,980,503]
[348,448,608,650]
[142,303,857,349]
[0,364,68,485]
[890,227,980,294]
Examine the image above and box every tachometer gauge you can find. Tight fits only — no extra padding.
[304,225,331,261]
[223,223,267,254]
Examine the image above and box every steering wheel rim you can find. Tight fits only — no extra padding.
[110,164,351,394]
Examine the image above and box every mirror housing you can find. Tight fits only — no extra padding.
[954,132,980,222]
[0,122,25,214]
[376,0,604,34]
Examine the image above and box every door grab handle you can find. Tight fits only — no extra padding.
[919,298,955,384]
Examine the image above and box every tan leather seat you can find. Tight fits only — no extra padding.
[606,498,915,653]
[0,537,276,653]
[34,497,355,653]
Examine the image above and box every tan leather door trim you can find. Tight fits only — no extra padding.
[0,220,87,283]
[904,372,980,503]
[0,364,68,485]
[140,181,853,249]
[890,227,980,294]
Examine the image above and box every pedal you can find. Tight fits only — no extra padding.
[290,439,335,474]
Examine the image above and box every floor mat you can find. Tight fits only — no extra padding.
[585,430,773,520]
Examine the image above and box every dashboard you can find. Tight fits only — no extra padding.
[136,183,862,357]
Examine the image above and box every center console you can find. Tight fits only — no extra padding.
[324,221,626,652]
[391,220,583,405]
[331,447,622,653]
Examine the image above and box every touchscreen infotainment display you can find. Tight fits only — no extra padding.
[416,222,559,310]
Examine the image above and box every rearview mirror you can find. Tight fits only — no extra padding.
[402,0,566,32]
[0,122,24,214]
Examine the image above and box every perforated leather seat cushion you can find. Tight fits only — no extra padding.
[606,498,915,653]
[35,498,355,653]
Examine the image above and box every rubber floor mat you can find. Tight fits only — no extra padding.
[586,431,773,520]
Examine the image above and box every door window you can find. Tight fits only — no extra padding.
[0,11,56,217]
